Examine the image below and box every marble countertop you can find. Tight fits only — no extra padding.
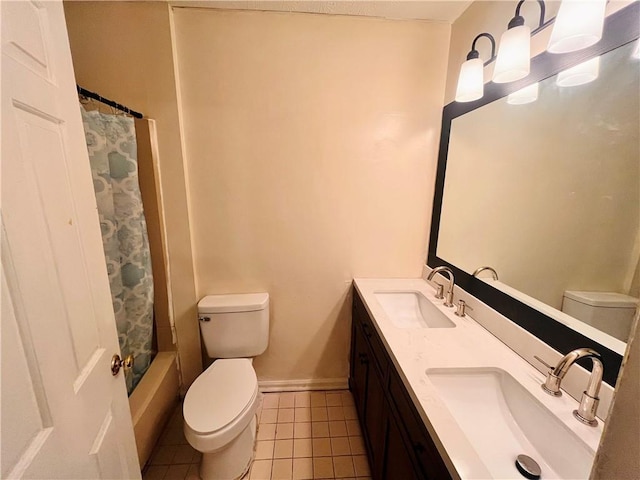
[353,278,604,480]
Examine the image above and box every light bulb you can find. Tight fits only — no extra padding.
[493,24,531,83]
[557,56,600,87]
[507,82,539,105]
[548,0,606,54]
[455,57,484,102]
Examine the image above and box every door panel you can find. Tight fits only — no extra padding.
[13,105,101,369]
[0,264,53,479]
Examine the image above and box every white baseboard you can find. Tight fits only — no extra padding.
[258,378,349,393]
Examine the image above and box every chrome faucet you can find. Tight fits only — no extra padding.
[535,348,603,426]
[427,266,455,307]
[472,266,499,280]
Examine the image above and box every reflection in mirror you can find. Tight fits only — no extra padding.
[437,40,639,353]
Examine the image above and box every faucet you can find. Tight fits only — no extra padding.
[472,266,499,280]
[427,266,455,307]
[535,348,603,426]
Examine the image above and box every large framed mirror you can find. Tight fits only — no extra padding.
[428,2,639,386]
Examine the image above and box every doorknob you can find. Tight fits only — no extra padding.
[111,353,134,376]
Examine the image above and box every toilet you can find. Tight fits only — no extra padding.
[561,290,638,341]
[183,293,269,480]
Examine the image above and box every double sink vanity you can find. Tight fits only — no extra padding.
[347,4,637,479]
[350,276,604,480]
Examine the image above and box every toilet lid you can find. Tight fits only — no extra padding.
[184,359,257,435]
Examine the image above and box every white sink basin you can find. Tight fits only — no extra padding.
[374,291,455,329]
[426,367,594,479]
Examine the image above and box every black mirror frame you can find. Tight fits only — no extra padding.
[428,1,639,386]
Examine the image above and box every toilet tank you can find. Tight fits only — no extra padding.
[198,293,269,359]
[561,291,638,341]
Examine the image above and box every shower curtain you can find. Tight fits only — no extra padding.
[81,106,154,394]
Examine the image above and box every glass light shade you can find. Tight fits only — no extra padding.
[507,82,539,105]
[493,25,531,83]
[557,56,600,87]
[455,57,484,102]
[548,0,606,54]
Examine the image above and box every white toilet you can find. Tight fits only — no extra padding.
[561,290,638,341]
[183,293,269,480]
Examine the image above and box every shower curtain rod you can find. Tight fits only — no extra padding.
[77,85,144,119]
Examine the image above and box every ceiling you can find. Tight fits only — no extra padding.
[174,1,473,22]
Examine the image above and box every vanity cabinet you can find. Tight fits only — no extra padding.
[350,289,452,480]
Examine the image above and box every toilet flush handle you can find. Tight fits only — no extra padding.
[199,316,211,322]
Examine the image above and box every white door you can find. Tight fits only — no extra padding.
[1,1,140,478]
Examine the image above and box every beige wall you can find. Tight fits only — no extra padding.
[64,1,202,391]
[172,7,450,382]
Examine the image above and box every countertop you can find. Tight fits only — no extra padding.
[353,278,604,479]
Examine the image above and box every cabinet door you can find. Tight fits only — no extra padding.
[388,371,452,480]
[384,408,421,480]
[351,315,369,422]
[364,346,387,479]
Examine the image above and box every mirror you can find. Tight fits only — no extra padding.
[440,40,639,350]
[428,3,639,386]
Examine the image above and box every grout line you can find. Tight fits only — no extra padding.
[144,390,367,480]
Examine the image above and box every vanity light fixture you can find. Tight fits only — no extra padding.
[556,56,600,87]
[548,0,607,54]
[493,0,547,84]
[455,33,496,103]
[507,82,539,104]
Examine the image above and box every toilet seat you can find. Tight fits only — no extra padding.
[183,358,258,452]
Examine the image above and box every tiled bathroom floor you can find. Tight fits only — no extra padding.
[143,390,372,480]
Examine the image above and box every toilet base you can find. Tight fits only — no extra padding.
[199,416,257,480]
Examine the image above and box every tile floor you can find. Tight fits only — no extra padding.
[143,390,372,480]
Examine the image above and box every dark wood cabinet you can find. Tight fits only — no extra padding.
[350,315,369,422]
[364,353,386,474]
[383,401,420,480]
[350,288,453,480]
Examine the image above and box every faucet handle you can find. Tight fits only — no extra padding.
[534,355,563,397]
[434,282,445,300]
[454,300,473,317]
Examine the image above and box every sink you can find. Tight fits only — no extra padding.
[374,291,455,329]
[426,367,594,479]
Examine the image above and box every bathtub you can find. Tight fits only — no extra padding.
[128,351,180,467]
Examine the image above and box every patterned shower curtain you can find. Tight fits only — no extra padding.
[81,106,154,394]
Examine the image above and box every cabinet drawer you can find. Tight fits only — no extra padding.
[353,293,389,378]
[388,370,452,480]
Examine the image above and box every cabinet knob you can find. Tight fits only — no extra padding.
[362,323,372,338]
[413,442,425,454]
[359,353,369,365]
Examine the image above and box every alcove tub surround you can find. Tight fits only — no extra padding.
[353,274,612,479]
[63,1,203,395]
